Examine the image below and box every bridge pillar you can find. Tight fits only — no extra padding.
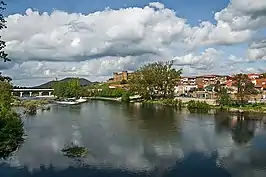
[39,92,43,96]
[29,92,32,97]
[48,92,52,96]
[20,92,23,97]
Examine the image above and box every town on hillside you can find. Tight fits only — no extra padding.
[105,71,266,101]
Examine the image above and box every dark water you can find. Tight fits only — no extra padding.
[1,101,266,177]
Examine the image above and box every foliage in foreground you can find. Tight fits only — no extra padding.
[121,92,130,103]
[0,110,24,158]
[216,87,233,107]
[0,78,24,158]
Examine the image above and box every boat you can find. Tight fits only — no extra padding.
[55,97,87,105]
[75,97,87,103]
[55,101,78,105]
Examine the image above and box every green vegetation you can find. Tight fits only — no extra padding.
[222,103,266,113]
[61,143,89,158]
[216,87,233,107]
[52,78,83,98]
[129,60,182,100]
[0,1,10,62]
[187,100,211,113]
[121,92,130,103]
[145,99,183,109]
[12,99,50,115]
[232,73,258,105]
[0,76,24,158]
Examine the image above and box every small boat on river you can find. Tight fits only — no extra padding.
[55,97,87,105]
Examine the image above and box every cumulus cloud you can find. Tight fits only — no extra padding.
[173,48,223,70]
[0,1,265,85]
[0,2,254,63]
[248,40,266,60]
[215,0,266,31]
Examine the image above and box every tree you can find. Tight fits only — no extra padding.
[216,87,232,106]
[0,2,24,158]
[52,78,83,98]
[232,74,257,105]
[121,92,130,103]
[0,1,10,62]
[0,78,12,112]
[129,61,182,100]
[0,74,24,159]
[0,72,11,82]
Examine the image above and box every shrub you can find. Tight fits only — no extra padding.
[121,92,130,103]
[187,100,210,113]
[0,111,24,158]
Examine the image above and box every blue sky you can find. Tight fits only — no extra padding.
[6,0,229,25]
[1,0,266,86]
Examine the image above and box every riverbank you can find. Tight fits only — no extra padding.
[88,96,121,101]
[143,99,266,114]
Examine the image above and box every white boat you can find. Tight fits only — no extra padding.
[55,97,87,105]
[76,97,87,103]
[55,100,78,105]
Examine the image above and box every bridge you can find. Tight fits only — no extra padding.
[12,88,54,97]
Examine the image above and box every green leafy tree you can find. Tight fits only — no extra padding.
[121,92,130,103]
[216,87,232,106]
[129,61,182,100]
[232,74,257,105]
[0,1,10,62]
[0,2,24,158]
[52,78,83,98]
[0,78,12,112]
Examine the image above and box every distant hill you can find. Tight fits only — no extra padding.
[32,78,98,89]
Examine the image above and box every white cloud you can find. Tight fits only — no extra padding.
[0,1,265,85]
[248,40,266,60]
[215,0,266,31]
[0,1,255,63]
[173,48,223,70]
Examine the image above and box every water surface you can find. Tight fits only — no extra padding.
[1,101,266,177]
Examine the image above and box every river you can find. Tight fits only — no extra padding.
[1,100,266,177]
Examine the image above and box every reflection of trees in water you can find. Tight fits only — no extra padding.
[214,111,231,133]
[123,104,181,145]
[231,114,256,145]
[0,151,231,177]
[51,105,82,115]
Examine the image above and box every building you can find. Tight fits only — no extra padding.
[196,75,228,88]
[107,71,134,83]
[253,78,266,91]
[180,76,196,85]
[248,73,260,80]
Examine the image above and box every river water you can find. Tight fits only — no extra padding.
[1,100,266,177]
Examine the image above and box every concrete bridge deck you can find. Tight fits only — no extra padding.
[12,88,54,97]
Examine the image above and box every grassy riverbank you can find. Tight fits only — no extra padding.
[220,104,266,113]
[144,98,266,114]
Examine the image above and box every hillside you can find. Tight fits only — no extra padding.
[32,78,98,89]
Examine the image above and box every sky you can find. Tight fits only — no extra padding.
[0,0,266,86]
